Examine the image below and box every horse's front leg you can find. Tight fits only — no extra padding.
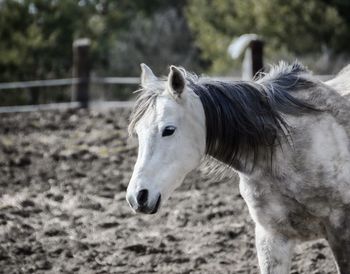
[255,225,295,274]
[325,209,350,274]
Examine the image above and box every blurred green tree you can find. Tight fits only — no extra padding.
[0,0,204,104]
[186,0,350,74]
[109,8,204,77]
[0,0,81,82]
[1,0,349,96]
[0,0,199,82]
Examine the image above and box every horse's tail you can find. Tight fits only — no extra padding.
[326,64,350,99]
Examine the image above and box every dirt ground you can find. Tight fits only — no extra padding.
[0,108,337,274]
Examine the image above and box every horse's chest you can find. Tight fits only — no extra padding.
[239,177,325,240]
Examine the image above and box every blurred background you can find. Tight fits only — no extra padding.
[0,1,349,273]
[1,0,350,106]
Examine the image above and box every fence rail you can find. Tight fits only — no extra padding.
[0,74,335,113]
[0,78,79,90]
[0,38,336,113]
[0,101,134,114]
[0,77,140,91]
[0,75,334,91]
[93,77,140,85]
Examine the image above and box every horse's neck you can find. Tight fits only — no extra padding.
[210,145,280,176]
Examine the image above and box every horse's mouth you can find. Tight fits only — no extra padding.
[150,195,161,214]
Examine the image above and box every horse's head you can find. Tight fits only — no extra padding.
[126,64,206,214]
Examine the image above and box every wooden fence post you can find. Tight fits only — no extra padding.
[72,38,90,108]
[250,39,264,77]
[228,34,264,80]
[30,88,40,105]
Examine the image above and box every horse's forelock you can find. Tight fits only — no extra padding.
[128,78,169,136]
[128,89,157,136]
[128,73,198,136]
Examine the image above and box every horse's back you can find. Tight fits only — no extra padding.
[326,64,350,99]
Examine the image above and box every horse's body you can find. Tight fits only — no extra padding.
[126,62,350,273]
[239,67,350,273]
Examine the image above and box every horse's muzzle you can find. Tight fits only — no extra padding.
[127,192,161,215]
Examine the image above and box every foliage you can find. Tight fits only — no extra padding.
[0,0,80,82]
[0,0,202,104]
[186,0,350,74]
[109,8,204,77]
[0,0,196,82]
[1,0,350,104]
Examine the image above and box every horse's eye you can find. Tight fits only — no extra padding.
[162,126,176,137]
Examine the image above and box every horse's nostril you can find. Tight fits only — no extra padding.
[136,189,148,206]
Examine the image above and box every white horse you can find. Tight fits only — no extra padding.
[126,62,350,274]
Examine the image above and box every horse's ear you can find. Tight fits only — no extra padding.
[140,63,157,87]
[168,65,186,98]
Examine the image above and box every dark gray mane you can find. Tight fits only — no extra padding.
[129,61,319,170]
[190,61,318,170]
